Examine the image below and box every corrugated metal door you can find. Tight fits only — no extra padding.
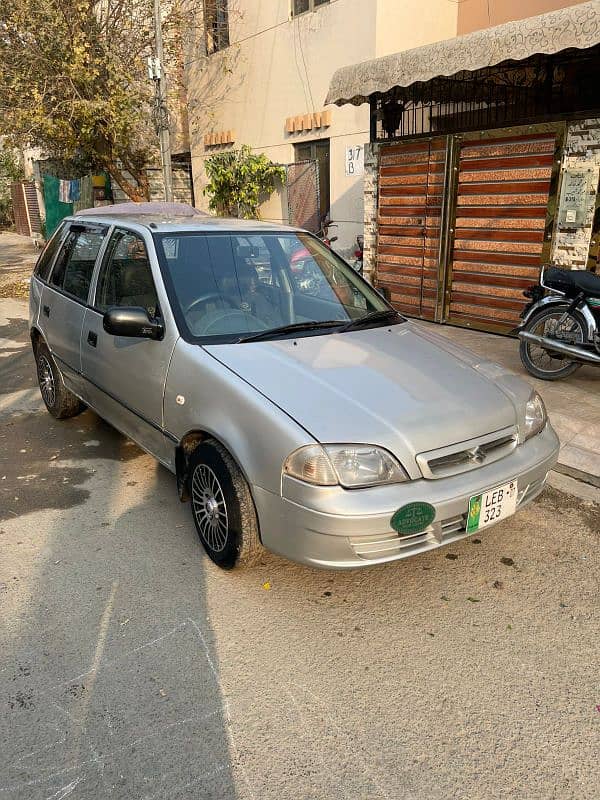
[10,181,42,237]
[376,138,446,320]
[445,131,559,332]
[10,182,29,236]
[23,181,42,235]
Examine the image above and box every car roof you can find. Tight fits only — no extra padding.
[70,202,302,234]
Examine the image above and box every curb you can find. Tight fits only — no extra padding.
[553,463,600,490]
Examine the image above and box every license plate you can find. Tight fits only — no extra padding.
[467,480,518,533]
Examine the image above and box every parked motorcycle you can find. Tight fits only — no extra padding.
[517,264,600,380]
[352,234,364,274]
[317,218,338,249]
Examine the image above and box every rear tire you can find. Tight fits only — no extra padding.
[188,440,262,570]
[35,342,84,419]
[519,307,585,381]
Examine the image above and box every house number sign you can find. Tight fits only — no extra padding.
[345,145,364,177]
[558,169,594,227]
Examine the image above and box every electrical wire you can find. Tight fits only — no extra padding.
[296,19,316,112]
[188,129,371,158]
[292,14,312,111]
[183,0,343,68]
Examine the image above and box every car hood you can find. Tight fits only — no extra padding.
[205,323,518,477]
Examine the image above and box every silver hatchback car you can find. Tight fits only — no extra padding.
[29,204,559,569]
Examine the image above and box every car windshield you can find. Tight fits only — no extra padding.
[154,231,397,342]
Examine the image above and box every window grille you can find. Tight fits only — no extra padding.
[370,46,600,141]
[292,0,329,17]
[205,0,229,54]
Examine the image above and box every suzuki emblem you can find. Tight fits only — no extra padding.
[468,446,485,464]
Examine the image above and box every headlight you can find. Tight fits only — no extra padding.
[283,444,408,488]
[522,391,547,441]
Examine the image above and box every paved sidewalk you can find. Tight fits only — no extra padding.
[428,322,600,486]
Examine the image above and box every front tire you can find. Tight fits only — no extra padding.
[189,440,262,570]
[35,342,84,419]
[519,307,585,380]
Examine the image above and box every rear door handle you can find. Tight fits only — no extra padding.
[43,305,50,317]
[87,331,97,348]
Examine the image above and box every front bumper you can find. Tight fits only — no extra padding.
[253,425,560,569]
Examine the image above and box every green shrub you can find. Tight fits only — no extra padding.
[204,145,285,219]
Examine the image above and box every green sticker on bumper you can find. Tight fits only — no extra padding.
[467,494,482,533]
[391,502,436,535]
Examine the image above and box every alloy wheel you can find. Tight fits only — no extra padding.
[37,354,56,408]
[191,464,229,552]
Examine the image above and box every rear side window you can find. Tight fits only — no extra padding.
[34,225,65,281]
[51,227,106,302]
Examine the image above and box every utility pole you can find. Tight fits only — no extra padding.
[149,0,174,202]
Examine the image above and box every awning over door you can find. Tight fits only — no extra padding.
[325,0,600,107]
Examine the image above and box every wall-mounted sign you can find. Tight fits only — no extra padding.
[345,145,364,177]
[558,169,594,227]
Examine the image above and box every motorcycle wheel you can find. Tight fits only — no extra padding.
[519,306,585,380]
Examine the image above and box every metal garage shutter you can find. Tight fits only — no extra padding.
[376,138,446,320]
[446,131,557,332]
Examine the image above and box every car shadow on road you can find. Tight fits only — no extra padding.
[0,421,241,799]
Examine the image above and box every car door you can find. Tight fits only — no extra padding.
[40,223,109,395]
[81,227,177,467]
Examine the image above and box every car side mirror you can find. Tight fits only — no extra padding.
[103,307,164,340]
[378,285,391,303]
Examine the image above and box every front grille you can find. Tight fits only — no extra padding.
[350,529,436,560]
[417,427,518,479]
[440,513,466,538]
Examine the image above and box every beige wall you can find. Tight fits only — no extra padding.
[186,0,377,252]
[185,0,587,250]
[375,0,458,57]
[185,0,462,253]
[457,0,588,34]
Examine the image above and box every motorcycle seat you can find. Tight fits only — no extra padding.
[544,266,600,298]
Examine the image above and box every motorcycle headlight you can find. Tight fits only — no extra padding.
[283,444,408,488]
[522,391,547,442]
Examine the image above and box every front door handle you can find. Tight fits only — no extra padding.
[42,305,50,317]
[87,331,97,348]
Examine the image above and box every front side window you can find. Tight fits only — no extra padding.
[95,230,159,317]
[155,231,393,343]
[205,0,229,54]
[50,226,106,302]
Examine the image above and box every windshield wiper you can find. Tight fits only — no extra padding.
[337,308,402,332]
[237,320,345,343]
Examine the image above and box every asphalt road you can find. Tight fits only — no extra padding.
[1,297,599,800]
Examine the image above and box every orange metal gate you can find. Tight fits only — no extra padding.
[445,130,559,332]
[10,182,29,236]
[376,138,446,320]
[376,126,561,333]
[10,181,42,237]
